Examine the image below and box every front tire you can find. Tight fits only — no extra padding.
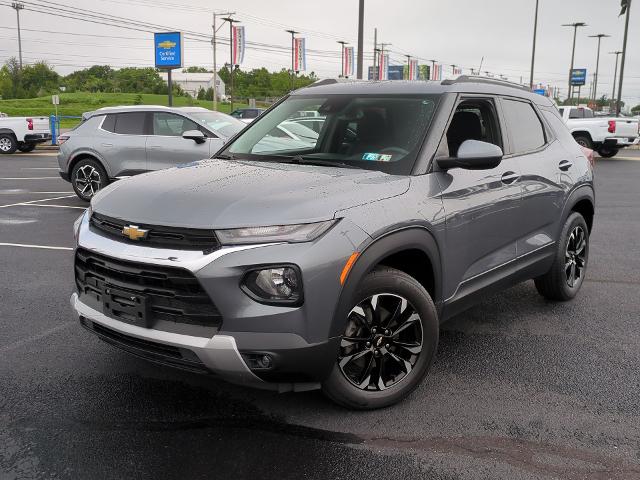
[71,158,109,201]
[535,212,589,301]
[0,134,17,154]
[18,142,37,153]
[597,147,619,158]
[322,267,439,410]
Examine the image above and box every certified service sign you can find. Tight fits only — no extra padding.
[154,32,183,69]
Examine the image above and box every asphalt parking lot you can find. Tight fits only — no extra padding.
[1,150,640,480]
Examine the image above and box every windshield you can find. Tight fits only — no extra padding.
[222,94,439,174]
[189,111,245,138]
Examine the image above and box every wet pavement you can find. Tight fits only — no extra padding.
[1,151,640,479]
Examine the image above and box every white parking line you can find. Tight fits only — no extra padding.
[21,167,60,170]
[0,194,76,208]
[0,177,60,180]
[0,321,75,354]
[0,243,73,251]
[20,203,86,210]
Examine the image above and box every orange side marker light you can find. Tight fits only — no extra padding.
[340,252,360,285]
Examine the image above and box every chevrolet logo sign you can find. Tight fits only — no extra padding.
[158,40,177,49]
[122,225,149,241]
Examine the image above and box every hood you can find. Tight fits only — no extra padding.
[92,159,410,228]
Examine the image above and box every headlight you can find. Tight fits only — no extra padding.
[242,266,302,305]
[216,220,336,245]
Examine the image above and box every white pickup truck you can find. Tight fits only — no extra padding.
[0,116,51,154]
[558,106,639,158]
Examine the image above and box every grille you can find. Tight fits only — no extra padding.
[80,318,210,374]
[75,247,222,329]
[90,212,221,251]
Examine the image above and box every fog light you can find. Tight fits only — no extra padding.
[242,266,302,305]
[257,355,272,369]
[242,353,275,370]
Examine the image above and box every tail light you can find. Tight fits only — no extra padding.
[26,118,33,130]
[608,120,616,133]
[58,135,69,145]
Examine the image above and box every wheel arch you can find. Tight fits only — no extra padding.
[562,185,595,234]
[330,226,443,338]
[571,130,594,143]
[68,152,110,178]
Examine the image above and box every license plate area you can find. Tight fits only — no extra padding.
[102,285,150,328]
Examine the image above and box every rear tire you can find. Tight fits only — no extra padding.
[71,158,109,201]
[18,142,37,153]
[322,267,439,410]
[535,212,589,301]
[0,134,17,154]
[573,135,592,150]
[597,147,619,158]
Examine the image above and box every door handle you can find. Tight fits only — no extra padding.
[101,143,113,148]
[501,171,520,184]
[559,160,573,171]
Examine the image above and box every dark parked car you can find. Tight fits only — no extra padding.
[71,77,594,409]
[230,107,266,123]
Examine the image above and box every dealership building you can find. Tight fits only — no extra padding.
[159,71,226,99]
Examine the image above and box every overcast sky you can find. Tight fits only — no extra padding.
[0,0,638,105]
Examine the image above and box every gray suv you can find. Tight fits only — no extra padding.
[71,78,594,409]
[57,106,245,200]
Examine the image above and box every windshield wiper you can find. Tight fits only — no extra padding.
[285,155,363,170]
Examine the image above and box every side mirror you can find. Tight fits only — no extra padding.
[436,140,503,171]
[182,130,206,144]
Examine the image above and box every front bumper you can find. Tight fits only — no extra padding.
[71,211,369,391]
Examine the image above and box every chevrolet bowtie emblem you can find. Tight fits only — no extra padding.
[122,225,148,241]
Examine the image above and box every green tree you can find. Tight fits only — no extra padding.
[196,87,206,100]
[632,105,640,114]
[183,66,211,73]
[20,61,60,97]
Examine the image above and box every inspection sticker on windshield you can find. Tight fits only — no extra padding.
[362,153,392,162]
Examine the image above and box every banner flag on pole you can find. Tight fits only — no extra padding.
[408,59,419,80]
[453,66,463,76]
[232,25,245,65]
[377,52,389,80]
[431,63,442,80]
[344,46,355,77]
[294,37,306,72]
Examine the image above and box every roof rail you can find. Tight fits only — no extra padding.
[306,78,363,88]
[442,75,531,91]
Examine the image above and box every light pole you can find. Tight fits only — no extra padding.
[338,40,348,77]
[357,0,364,79]
[377,43,390,80]
[562,22,587,103]
[616,0,632,115]
[588,34,609,105]
[609,51,622,112]
[212,11,234,111]
[405,55,411,80]
[529,0,539,88]
[429,59,437,80]
[222,16,240,112]
[11,2,24,69]
[285,29,299,91]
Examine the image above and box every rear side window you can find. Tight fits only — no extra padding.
[502,99,546,153]
[101,114,116,132]
[569,108,584,119]
[113,112,147,135]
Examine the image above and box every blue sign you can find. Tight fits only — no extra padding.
[570,68,587,86]
[533,89,546,96]
[154,32,183,69]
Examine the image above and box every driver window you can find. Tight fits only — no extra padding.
[444,100,502,157]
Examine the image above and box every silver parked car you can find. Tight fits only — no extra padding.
[57,106,245,200]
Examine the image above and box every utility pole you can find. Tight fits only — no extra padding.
[338,40,348,77]
[372,28,377,80]
[562,22,587,103]
[616,0,632,115]
[609,51,622,112]
[212,11,234,111]
[285,29,299,91]
[529,0,539,88]
[357,0,364,79]
[222,16,240,112]
[405,55,411,80]
[378,43,390,80]
[588,34,609,104]
[11,2,24,69]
